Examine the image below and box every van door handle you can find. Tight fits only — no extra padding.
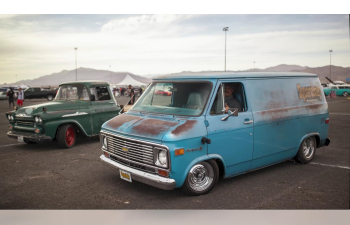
[243,120,253,125]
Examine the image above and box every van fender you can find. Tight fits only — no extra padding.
[176,154,227,188]
[44,120,90,139]
[298,132,320,150]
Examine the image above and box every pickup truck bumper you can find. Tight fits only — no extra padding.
[7,131,52,144]
[100,155,176,190]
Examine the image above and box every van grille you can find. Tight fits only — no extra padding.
[105,135,157,166]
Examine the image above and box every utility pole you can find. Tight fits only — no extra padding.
[75,47,78,81]
[254,61,256,71]
[329,50,333,80]
[223,27,229,71]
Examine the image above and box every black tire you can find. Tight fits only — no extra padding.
[57,124,76,148]
[47,95,54,101]
[294,136,316,164]
[181,159,219,196]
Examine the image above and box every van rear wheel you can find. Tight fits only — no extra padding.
[295,136,316,164]
[181,159,219,196]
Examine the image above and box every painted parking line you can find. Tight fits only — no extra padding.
[327,100,348,103]
[329,113,350,116]
[310,162,350,170]
[0,143,24,148]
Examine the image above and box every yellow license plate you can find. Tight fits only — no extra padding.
[120,170,132,182]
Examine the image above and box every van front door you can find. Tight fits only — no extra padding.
[206,81,253,177]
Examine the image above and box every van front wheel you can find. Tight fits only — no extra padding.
[295,136,316,164]
[182,159,219,196]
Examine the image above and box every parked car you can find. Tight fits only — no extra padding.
[0,88,18,100]
[6,81,121,148]
[99,72,330,195]
[154,90,172,96]
[24,87,58,101]
[323,85,350,97]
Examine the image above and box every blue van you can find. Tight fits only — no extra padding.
[99,72,330,195]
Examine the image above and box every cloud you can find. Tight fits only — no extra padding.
[101,14,198,36]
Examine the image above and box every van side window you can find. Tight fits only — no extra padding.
[210,82,247,115]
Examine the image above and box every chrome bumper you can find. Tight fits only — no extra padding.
[100,155,176,190]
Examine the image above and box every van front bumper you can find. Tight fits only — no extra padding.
[100,155,176,190]
[7,131,52,144]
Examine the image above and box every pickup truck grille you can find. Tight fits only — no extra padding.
[16,120,35,127]
[105,135,156,166]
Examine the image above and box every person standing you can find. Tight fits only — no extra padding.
[17,87,24,107]
[7,87,15,108]
[128,85,135,105]
[139,86,143,96]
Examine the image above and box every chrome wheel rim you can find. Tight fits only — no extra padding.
[303,137,315,159]
[343,92,348,97]
[187,162,214,192]
[48,96,53,100]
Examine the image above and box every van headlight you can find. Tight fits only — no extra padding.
[155,149,168,168]
[100,135,107,149]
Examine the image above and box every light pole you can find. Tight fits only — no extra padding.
[223,27,229,71]
[329,50,333,80]
[254,61,256,71]
[16,75,17,84]
[74,47,78,81]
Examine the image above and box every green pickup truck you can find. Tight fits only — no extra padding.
[6,81,121,148]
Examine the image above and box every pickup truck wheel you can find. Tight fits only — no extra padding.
[295,136,316,164]
[57,124,76,148]
[182,159,219,196]
[47,95,53,101]
[343,92,348,97]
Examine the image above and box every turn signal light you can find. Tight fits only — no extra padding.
[175,148,185,156]
[325,118,330,124]
[9,125,13,130]
[35,129,40,133]
[104,152,109,158]
[158,169,168,177]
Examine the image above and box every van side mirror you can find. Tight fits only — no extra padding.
[221,108,238,121]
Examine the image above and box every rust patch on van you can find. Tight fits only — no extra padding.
[171,120,197,136]
[258,104,325,121]
[132,119,178,136]
[106,114,141,129]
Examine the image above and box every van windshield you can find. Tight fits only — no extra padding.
[132,82,212,116]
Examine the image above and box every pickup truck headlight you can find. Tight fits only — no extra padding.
[7,115,14,121]
[35,116,42,124]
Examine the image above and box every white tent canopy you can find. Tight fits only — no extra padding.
[116,74,147,86]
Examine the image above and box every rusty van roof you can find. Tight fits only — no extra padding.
[153,72,318,80]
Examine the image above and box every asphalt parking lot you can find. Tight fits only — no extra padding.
[0,96,349,209]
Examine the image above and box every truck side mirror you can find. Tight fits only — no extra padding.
[221,108,238,121]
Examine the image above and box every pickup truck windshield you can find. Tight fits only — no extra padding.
[54,84,90,101]
[132,82,212,116]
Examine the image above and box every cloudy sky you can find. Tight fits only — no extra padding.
[0,14,349,84]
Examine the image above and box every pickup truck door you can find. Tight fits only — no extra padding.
[34,88,41,98]
[206,80,254,177]
[90,86,120,135]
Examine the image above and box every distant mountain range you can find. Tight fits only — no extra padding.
[3,68,152,87]
[3,64,349,87]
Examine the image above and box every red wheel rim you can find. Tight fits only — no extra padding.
[65,127,75,146]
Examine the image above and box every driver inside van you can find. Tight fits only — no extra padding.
[224,84,242,113]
